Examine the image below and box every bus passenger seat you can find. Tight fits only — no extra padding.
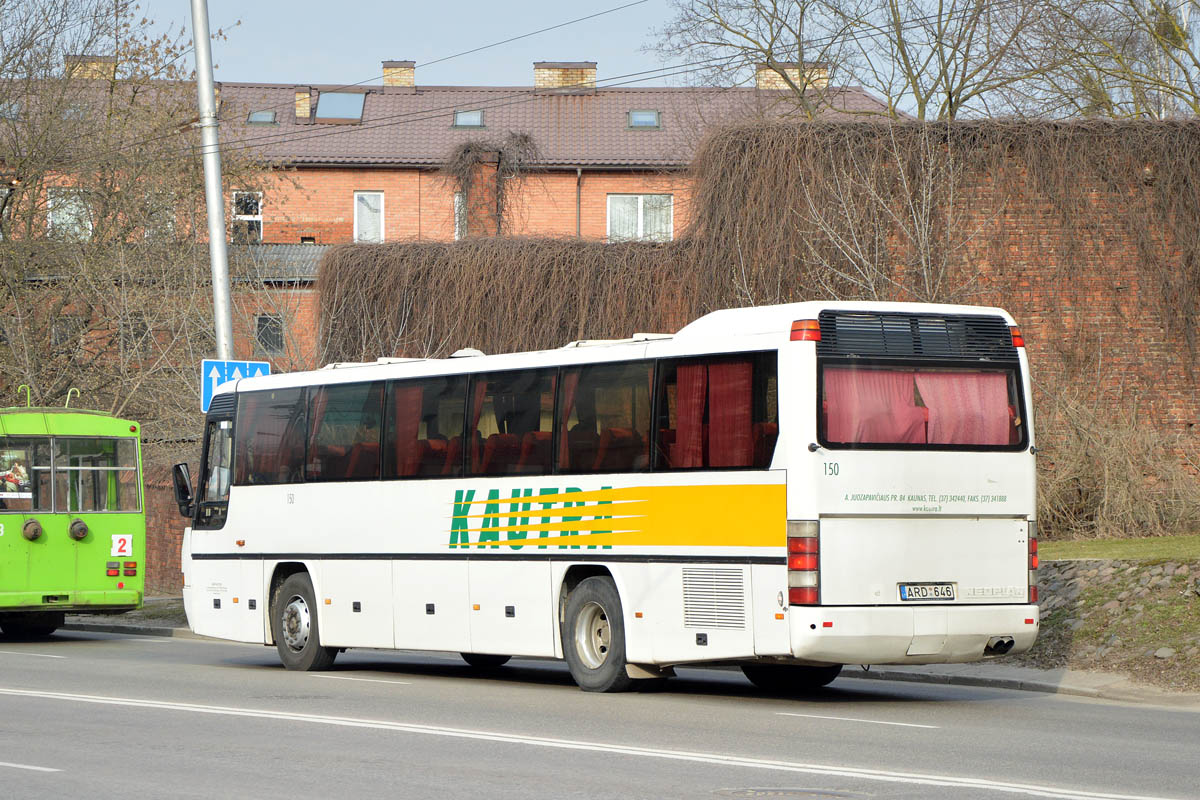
[593,428,640,472]
[442,436,463,475]
[481,433,521,475]
[517,431,552,473]
[418,438,448,476]
[346,443,380,479]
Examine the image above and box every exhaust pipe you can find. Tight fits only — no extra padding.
[985,636,1015,655]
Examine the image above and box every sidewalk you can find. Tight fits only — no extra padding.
[60,614,1200,708]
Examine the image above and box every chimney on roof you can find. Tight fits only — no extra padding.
[534,61,596,90]
[295,87,312,121]
[382,60,415,87]
[755,62,829,91]
[65,54,116,81]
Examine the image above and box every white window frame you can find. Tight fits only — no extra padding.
[232,191,263,243]
[453,191,466,241]
[354,190,385,243]
[255,313,285,357]
[606,194,673,242]
[47,187,93,240]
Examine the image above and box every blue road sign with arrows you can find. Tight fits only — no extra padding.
[201,359,270,412]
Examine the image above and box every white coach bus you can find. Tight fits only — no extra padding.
[173,301,1039,693]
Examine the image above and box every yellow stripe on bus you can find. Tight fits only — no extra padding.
[450,484,785,549]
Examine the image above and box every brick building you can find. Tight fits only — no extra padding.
[217,61,888,365]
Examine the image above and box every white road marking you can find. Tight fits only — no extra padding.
[0,686,1178,800]
[0,760,61,773]
[310,674,412,685]
[777,711,938,729]
[0,650,65,659]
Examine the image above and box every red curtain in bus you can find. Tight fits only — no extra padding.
[708,360,753,467]
[469,379,488,472]
[824,367,925,444]
[391,385,424,475]
[557,370,580,467]
[674,363,707,467]
[914,371,1010,445]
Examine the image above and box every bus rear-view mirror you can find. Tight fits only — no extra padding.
[172,463,194,518]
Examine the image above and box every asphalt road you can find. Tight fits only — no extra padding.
[0,631,1195,800]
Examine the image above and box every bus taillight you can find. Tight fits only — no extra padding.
[787,520,819,605]
[790,320,821,342]
[1010,326,1025,348]
[1028,523,1038,603]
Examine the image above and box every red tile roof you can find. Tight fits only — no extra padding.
[218,82,889,169]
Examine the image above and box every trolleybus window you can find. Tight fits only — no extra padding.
[53,438,139,512]
[0,438,51,511]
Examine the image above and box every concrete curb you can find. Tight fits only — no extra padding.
[61,621,203,639]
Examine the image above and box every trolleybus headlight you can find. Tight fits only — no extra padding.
[68,518,89,541]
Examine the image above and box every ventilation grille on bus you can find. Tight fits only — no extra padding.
[817,311,1018,363]
[207,393,236,416]
[682,568,746,630]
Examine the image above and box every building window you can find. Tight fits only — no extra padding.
[354,191,384,243]
[0,101,20,120]
[246,110,276,124]
[314,92,365,124]
[51,316,86,350]
[628,110,661,129]
[453,110,484,127]
[144,192,176,240]
[454,192,466,240]
[47,187,92,240]
[607,194,673,242]
[232,191,262,243]
[255,314,285,357]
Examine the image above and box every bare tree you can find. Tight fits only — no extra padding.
[0,0,263,445]
[657,0,1063,118]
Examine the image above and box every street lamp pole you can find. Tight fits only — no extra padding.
[190,0,234,360]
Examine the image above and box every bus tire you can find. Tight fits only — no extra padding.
[562,576,635,693]
[741,663,842,693]
[270,573,337,671]
[0,611,64,638]
[460,653,511,669]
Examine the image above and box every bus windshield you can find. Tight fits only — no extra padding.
[819,364,1024,449]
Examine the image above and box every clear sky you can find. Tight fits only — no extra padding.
[143,0,680,88]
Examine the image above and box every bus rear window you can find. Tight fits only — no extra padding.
[819,365,1024,449]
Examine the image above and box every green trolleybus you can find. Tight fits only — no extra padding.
[0,395,144,637]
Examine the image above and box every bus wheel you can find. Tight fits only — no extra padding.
[741,663,842,693]
[0,611,64,638]
[563,576,634,693]
[460,653,511,669]
[270,573,337,671]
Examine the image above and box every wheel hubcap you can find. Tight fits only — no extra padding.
[574,601,610,669]
[281,594,310,652]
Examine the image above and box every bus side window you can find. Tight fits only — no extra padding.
[235,388,306,485]
[558,361,652,473]
[466,368,556,477]
[306,382,384,482]
[384,375,468,479]
[653,353,777,470]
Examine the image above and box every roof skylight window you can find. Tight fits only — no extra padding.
[314,92,365,123]
[628,110,661,129]
[453,110,484,127]
[247,109,277,124]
